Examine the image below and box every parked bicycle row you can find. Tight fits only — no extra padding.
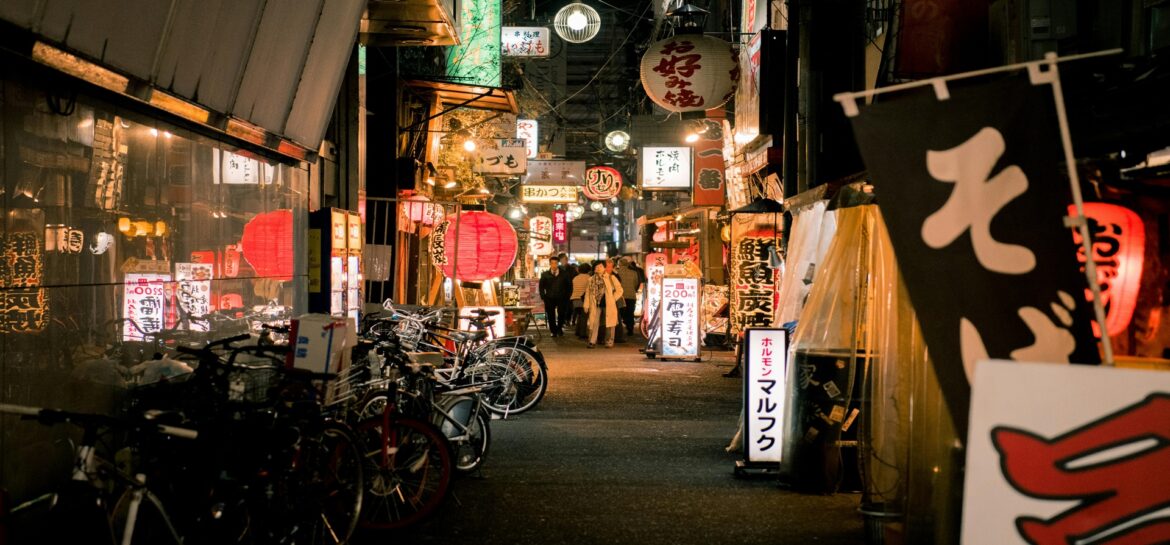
[0,302,548,544]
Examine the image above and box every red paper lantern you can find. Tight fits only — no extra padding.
[240,209,294,281]
[1069,203,1145,337]
[640,35,738,113]
[583,166,623,200]
[440,211,518,282]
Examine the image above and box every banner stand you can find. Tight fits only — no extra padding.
[735,327,788,477]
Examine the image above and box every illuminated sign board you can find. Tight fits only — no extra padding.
[660,276,701,359]
[744,328,788,463]
[640,146,693,189]
[523,160,586,184]
[502,26,550,57]
[517,119,538,159]
[520,185,578,204]
[446,0,501,88]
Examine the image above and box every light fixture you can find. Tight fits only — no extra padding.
[479,187,491,194]
[666,1,710,33]
[605,130,630,152]
[590,201,604,212]
[463,139,477,152]
[149,128,158,137]
[554,3,601,43]
[675,214,684,222]
[685,133,700,143]
[444,181,458,189]
[426,177,436,186]
[509,207,522,219]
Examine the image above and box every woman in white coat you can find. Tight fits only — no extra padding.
[584,261,623,348]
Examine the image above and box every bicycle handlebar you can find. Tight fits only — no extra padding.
[0,404,198,440]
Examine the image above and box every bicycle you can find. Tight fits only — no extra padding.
[0,404,198,545]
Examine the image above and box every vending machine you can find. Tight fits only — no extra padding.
[309,208,362,322]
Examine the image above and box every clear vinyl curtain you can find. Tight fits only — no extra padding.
[787,203,961,543]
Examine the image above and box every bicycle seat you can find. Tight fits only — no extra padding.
[449,330,489,343]
[470,308,501,317]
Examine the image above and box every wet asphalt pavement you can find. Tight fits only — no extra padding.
[360,330,865,545]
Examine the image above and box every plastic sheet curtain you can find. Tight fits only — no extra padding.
[776,201,837,326]
[786,203,960,542]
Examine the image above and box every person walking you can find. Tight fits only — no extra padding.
[570,263,592,338]
[584,261,623,348]
[539,257,567,337]
[615,258,642,337]
[556,253,576,330]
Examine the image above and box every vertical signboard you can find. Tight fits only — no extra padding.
[659,276,701,359]
[529,216,554,256]
[124,273,170,341]
[729,213,779,334]
[176,262,214,330]
[744,328,787,463]
[517,119,539,159]
[642,252,668,331]
[446,0,502,88]
[0,232,48,334]
[692,131,726,206]
[552,210,568,244]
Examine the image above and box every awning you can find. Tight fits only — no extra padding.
[362,0,460,47]
[403,80,518,114]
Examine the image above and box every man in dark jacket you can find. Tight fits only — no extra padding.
[539,257,567,336]
[557,253,577,328]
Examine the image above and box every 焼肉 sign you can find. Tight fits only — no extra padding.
[640,146,692,190]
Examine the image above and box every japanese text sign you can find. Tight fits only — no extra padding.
[962,360,1170,545]
[730,214,779,334]
[214,149,273,185]
[529,216,554,256]
[123,273,170,341]
[502,26,549,57]
[1,232,48,333]
[516,119,538,159]
[475,138,527,175]
[660,276,700,358]
[520,184,578,204]
[744,328,788,463]
[552,210,568,244]
[1070,203,1144,337]
[640,146,692,190]
[176,262,214,330]
[523,160,586,184]
[583,166,622,200]
[640,35,738,113]
[846,72,1099,437]
[642,252,668,332]
[692,128,726,206]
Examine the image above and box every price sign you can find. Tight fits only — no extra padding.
[659,276,700,359]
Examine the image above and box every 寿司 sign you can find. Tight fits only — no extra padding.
[520,185,578,203]
[962,360,1170,545]
[502,27,550,57]
[744,328,787,463]
[640,146,692,190]
[124,273,170,341]
[659,276,700,359]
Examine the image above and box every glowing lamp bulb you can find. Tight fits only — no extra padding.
[685,133,700,143]
[509,208,522,219]
[567,11,588,31]
[611,133,625,147]
[463,139,477,152]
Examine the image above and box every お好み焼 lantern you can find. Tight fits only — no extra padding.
[1070,203,1145,337]
[439,211,518,282]
[640,34,738,113]
[240,209,294,281]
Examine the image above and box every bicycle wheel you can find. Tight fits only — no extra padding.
[434,396,491,473]
[303,423,364,544]
[471,347,548,416]
[356,415,452,530]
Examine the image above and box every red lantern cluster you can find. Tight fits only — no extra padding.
[640,35,738,113]
[440,211,518,282]
[240,209,294,281]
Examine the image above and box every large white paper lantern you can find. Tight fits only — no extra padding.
[640,34,738,113]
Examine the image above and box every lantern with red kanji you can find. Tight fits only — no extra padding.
[439,211,518,282]
[640,34,738,113]
[583,166,623,200]
[240,209,294,281]
[401,194,444,225]
[1069,203,1145,337]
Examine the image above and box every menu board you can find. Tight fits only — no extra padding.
[659,277,701,359]
[176,262,214,330]
[124,273,170,341]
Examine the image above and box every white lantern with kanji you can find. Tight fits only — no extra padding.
[640,34,738,113]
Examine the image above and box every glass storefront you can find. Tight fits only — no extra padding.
[1,71,309,497]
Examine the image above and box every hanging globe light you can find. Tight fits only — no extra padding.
[604,130,630,152]
[554,3,601,44]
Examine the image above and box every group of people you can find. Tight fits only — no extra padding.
[538,253,645,348]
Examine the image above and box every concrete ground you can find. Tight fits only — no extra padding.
[362,327,866,545]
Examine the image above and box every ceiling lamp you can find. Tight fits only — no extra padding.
[604,130,630,152]
[554,3,601,44]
